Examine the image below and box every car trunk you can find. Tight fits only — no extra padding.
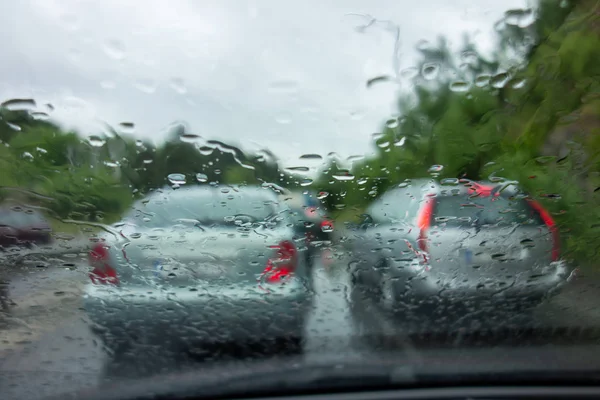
[106,225,291,287]
[426,195,556,289]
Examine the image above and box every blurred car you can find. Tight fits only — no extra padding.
[0,205,52,249]
[83,186,313,376]
[282,191,334,259]
[347,178,571,318]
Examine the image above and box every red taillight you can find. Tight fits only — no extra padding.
[527,199,560,261]
[88,242,119,285]
[416,198,434,253]
[260,241,298,284]
[320,219,334,231]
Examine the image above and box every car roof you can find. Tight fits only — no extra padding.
[141,185,281,204]
[390,179,523,198]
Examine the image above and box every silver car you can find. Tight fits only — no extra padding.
[84,186,313,376]
[347,178,571,320]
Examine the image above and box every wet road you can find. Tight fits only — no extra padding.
[1,247,600,399]
[0,249,358,399]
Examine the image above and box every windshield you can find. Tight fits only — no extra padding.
[1,1,598,399]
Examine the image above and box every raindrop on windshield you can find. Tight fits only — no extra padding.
[400,67,419,79]
[317,191,329,199]
[196,173,208,183]
[168,173,186,185]
[510,77,527,89]
[103,39,126,60]
[449,81,470,92]
[180,133,202,143]
[332,172,355,181]
[421,63,440,80]
[441,178,459,186]
[134,78,158,94]
[300,178,313,186]
[119,122,135,134]
[299,154,322,160]
[88,136,106,147]
[490,72,510,89]
[169,78,187,94]
[1,98,37,111]
[394,137,406,147]
[475,74,491,87]
[268,80,298,94]
[428,165,444,173]
[198,146,214,156]
[385,119,399,129]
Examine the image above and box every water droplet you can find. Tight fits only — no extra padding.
[67,47,81,63]
[377,140,390,148]
[31,112,50,120]
[440,178,459,186]
[449,81,470,92]
[104,160,120,168]
[143,158,153,164]
[196,173,208,183]
[421,63,440,80]
[119,122,135,134]
[168,173,186,185]
[366,75,392,87]
[275,112,292,124]
[268,80,298,94]
[461,51,478,64]
[169,78,187,94]
[198,146,214,156]
[22,152,34,160]
[103,39,126,60]
[100,80,116,90]
[357,177,368,185]
[416,39,432,51]
[400,67,419,79]
[179,133,202,143]
[1,98,36,111]
[386,119,399,129]
[88,136,106,147]
[504,8,534,28]
[134,78,157,94]
[284,166,310,173]
[394,137,406,147]
[490,72,510,89]
[428,165,444,173]
[299,154,322,160]
[332,173,355,181]
[510,77,527,89]
[475,74,491,87]
[317,191,329,199]
[300,178,313,187]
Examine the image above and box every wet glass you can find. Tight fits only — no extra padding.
[0,0,598,399]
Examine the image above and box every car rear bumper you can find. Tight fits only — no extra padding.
[384,260,570,311]
[84,279,313,352]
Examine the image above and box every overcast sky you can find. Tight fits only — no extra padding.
[0,0,528,168]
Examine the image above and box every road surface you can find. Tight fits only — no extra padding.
[1,246,599,399]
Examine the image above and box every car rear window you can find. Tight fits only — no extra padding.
[126,191,281,228]
[432,195,545,227]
